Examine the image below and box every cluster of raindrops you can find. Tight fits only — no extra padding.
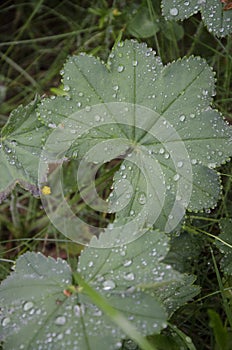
[163,0,232,36]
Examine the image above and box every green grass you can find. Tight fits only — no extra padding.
[0,1,232,349]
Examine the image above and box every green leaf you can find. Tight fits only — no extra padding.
[0,231,199,350]
[162,0,232,37]
[216,218,232,275]
[208,309,229,350]
[161,21,184,41]
[127,6,160,38]
[37,40,232,237]
[0,98,48,202]
[164,231,202,273]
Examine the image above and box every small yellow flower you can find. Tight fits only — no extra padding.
[41,186,51,195]
[112,8,121,16]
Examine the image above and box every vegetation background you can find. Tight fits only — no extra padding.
[0,1,232,349]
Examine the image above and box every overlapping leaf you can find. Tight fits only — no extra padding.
[162,0,232,37]
[0,98,48,202]
[0,231,199,350]
[38,40,232,233]
[216,218,232,274]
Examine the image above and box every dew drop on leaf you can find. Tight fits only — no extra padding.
[63,85,70,92]
[124,339,137,349]
[103,280,116,290]
[170,8,179,16]
[124,272,135,281]
[117,65,124,73]
[123,259,133,267]
[23,301,34,311]
[55,315,66,326]
[138,192,147,205]
[73,304,85,317]
[173,174,180,181]
[1,317,11,327]
[94,115,101,122]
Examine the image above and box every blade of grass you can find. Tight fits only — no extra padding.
[75,272,158,350]
[210,247,232,330]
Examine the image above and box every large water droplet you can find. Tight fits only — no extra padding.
[23,301,34,311]
[170,8,179,16]
[55,315,66,326]
[103,280,116,290]
[63,85,70,92]
[138,192,147,205]
[74,304,85,317]
[124,339,137,349]
[124,272,135,281]
[117,65,124,73]
[177,161,183,168]
[123,259,133,267]
[94,115,101,122]
[1,317,10,327]
[173,174,180,181]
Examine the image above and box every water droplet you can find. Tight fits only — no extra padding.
[123,259,133,267]
[103,280,116,290]
[173,174,180,181]
[55,315,66,326]
[117,65,124,73]
[132,60,138,67]
[48,122,57,129]
[138,192,147,205]
[124,272,135,281]
[124,339,137,349]
[23,301,34,311]
[177,161,183,168]
[170,8,179,16]
[185,336,192,344]
[63,85,70,92]
[179,115,186,122]
[88,261,94,267]
[94,115,101,122]
[1,317,10,327]
[56,333,64,340]
[74,304,85,317]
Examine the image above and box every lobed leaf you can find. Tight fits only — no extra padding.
[37,40,231,236]
[0,98,48,202]
[216,218,232,274]
[0,231,199,350]
[162,0,232,37]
